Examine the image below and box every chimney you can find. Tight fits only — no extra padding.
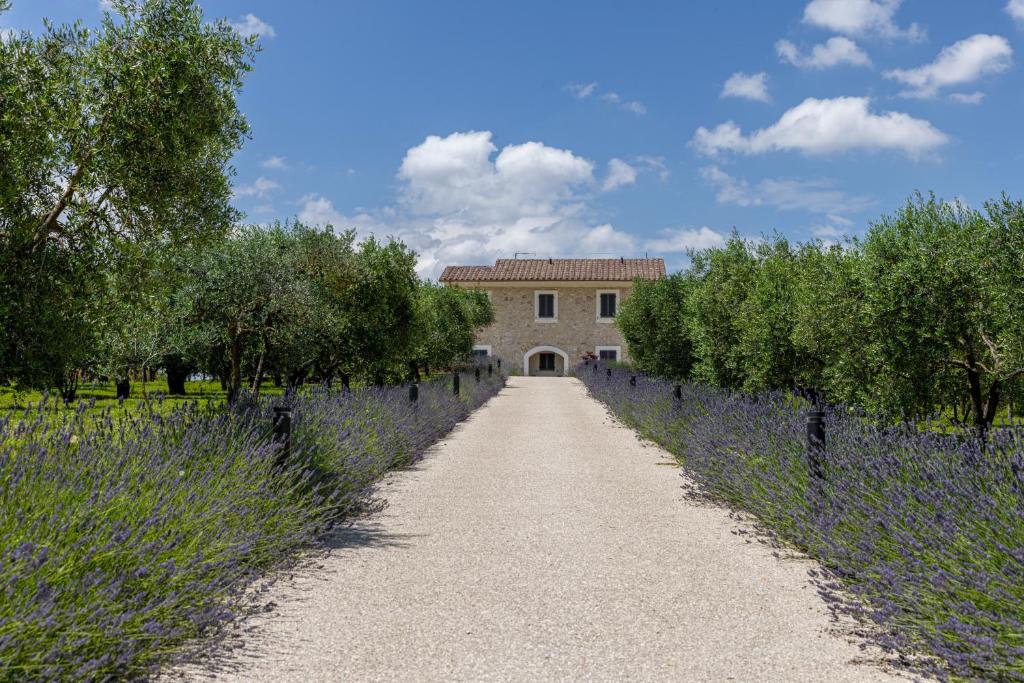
[620,256,624,264]
[548,257,553,264]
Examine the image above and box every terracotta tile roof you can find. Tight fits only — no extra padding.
[439,258,666,283]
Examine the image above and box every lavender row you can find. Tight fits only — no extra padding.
[0,371,504,681]
[579,364,1024,682]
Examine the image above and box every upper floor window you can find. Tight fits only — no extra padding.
[535,291,557,322]
[596,290,618,322]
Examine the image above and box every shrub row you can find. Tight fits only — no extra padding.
[616,193,1024,432]
[580,364,1024,681]
[0,370,504,681]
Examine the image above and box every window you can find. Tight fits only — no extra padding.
[538,353,556,371]
[596,345,621,362]
[472,344,492,357]
[596,289,619,322]
[535,291,557,321]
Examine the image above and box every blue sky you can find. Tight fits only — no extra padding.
[4,1,1024,275]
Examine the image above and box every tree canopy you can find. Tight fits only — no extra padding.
[618,193,1024,431]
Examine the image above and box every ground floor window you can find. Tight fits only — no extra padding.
[596,345,621,362]
[538,353,556,371]
[472,345,492,359]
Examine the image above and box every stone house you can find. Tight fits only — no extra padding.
[439,258,666,376]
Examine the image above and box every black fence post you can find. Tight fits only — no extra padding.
[806,409,826,482]
[409,383,419,403]
[341,373,350,393]
[593,363,598,373]
[453,372,460,396]
[496,359,501,370]
[606,368,612,379]
[488,363,493,377]
[673,385,682,401]
[629,375,637,387]
[273,406,292,469]
[475,367,481,382]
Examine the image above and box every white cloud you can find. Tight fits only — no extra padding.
[621,100,647,115]
[802,0,924,41]
[776,36,871,69]
[692,96,948,158]
[700,165,874,215]
[260,155,289,170]
[602,158,638,191]
[635,155,670,181]
[1008,0,1024,23]
[645,227,726,253]
[567,84,646,115]
[581,224,636,253]
[234,176,281,198]
[293,131,644,277]
[230,14,276,39]
[721,72,770,102]
[298,195,346,225]
[949,91,985,104]
[884,34,1012,98]
[565,82,598,99]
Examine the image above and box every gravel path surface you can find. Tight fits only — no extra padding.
[195,377,902,682]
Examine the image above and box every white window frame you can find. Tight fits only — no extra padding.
[534,290,558,323]
[596,345,621,362]
[472,344,492,357]
[596,289,619,323]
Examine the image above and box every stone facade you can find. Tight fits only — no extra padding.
[456,283,633,376]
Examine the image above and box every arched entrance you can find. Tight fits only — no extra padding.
[523,346,570,377]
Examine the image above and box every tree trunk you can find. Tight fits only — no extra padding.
[250,349,266,399]
[165,355,190,396]
[408,360,421,382]
[228,336,242,403]
[59,371,79,403]
[966,366,998,435]
[115,377,131,400]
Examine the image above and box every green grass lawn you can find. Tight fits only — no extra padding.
[0,377,284,418]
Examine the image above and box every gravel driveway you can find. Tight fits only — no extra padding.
[195,377,903,682]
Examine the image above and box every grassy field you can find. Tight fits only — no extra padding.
[0,377,282,413]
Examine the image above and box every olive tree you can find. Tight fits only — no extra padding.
[862,193,1024,430]
[0,0,255,391]
[615,273,695,380]
[687,233,757,389]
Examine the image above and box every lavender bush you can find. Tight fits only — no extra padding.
[0,370,503,681]
[580,363,1024,682]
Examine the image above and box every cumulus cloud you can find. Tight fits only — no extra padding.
[700,165,874,215]
[950,91,985,104]
[802,0,924,41]
[645,227,726,253]
[602,159,638,191]
[234,176,281,198]
[635,155,670,181]
[295,131,647,277]
[620,100,647,115]
[565,82,598,99]
[721,72,770,102]
[260,155,289,170]
[884,34,1012,98]
[1008,0,1024,23]
[566,83,647,115]
[298,195,345,225]
[776,36,871,69]
[692,96,948,158]
[230,14,276,39]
